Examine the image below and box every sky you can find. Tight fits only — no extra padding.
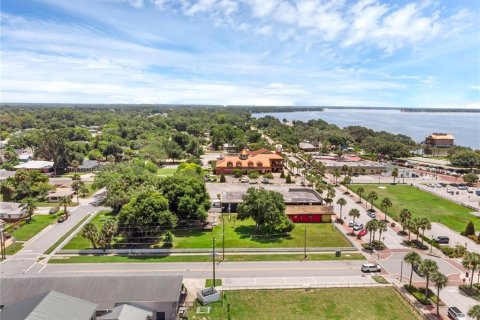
[1,0,479,107]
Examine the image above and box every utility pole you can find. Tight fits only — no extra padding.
[0,225,5,260]
[304,227,307,259]
[212,236,216,288]
[400,261,403,283]
[222,214,225,261]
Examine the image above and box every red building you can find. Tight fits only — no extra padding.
[215,148,283,175]
[285,205,335,223]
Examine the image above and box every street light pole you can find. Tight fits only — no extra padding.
[304,227,307,259]
[222,214,225,261]
[400,261,403,283]
[430,235,434,254]
[212,236,216,288]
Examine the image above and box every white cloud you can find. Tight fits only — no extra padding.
[469,85,480,91]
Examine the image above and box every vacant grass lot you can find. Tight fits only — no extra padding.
[62,210,115,250]
[157,167,177,176]
[174,215,351,248]
[189,287,422,320]
[63,213,351,250]
[350,184,478,232]
[49,253,364,264]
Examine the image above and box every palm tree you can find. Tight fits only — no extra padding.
[106,154,115,163]
[71,160,80,174]
[380,197,392,222]
[468,305,480,320]
[0,180,14,202]
[463,252,480,290]
[326,184,336,200]
[336,198,347,220]
[412,217,422,240]
[399,209,411,232]
[100,219,117,249]
[71,180,85,204]
[82,223,98,249]
[367,191,378,210]
[431,271,448,317]
[20,197,37,222]
[377,220,387,244]
[348,209,360,235]
[419,259,439,302]
[391,168,399,184]
[366,219,379,245]
[79,185,89,198]
[356,187,365,203]
[405,219,415,241]
[404,251,422,286]
[59,196,71,219]
[333,168,340,184]
[419,218,431,245]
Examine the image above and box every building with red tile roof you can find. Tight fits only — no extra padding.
[215,149,283,175]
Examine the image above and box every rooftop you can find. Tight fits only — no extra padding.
[48,188,75,198]
[0,169,16,180]
[216,149,283,168]
[1,290,97,320]
[221,187,322,204]
[428,133,455,140]
[285,205,334,215]
[15,160,54,170]
[0,275,184,310]
[298,142,316,149]
[69,159,101,170]
[98,304,154,320]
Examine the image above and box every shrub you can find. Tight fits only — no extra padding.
[163,230,173,248]
[362,241,386,251]
[286,174,292,184]
[220,174,226,183]
[280,171,285,179]
[459,285,480,301]
[411,239,428,250]
[404,284,432,305]
[465,221,476,237]
[233,169,242,178]
[248,171,260,179]
[263,172,274,179]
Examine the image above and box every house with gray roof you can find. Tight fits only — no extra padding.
[0,275,184,320]
[68,160,101,172]
[0,202,26,221]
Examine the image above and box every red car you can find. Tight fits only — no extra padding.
[357,228,368,238]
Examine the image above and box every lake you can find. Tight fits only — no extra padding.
[253,109,480,149]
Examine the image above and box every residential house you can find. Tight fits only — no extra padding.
[14,160,53,173]
[0,275,185,320]
[425,133,455,148]
[0,169,16,181]
[298,142,318,152]
[0,202,27,221]
[47,188,75,203]
[68,160,101,172]
[215,148,283,175]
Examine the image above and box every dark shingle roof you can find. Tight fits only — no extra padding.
[0,275,183,310]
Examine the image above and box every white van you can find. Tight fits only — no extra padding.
[361,263,381,272]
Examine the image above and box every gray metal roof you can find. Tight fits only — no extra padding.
[0,275,183,310]
[0,169,16,181]
[1,290,97,320]
[98,304,154,320]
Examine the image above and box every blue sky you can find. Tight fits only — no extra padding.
[1,0,479,107]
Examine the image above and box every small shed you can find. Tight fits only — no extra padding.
[285,205,335,223]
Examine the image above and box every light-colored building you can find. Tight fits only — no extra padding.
[298,142,318,152]
[0,169,16,181]
[15,160,53,172]
[0,202,27,221]
[47,188,75,203]
[425,133,455,148]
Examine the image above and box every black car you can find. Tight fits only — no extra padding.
[413,264,424,277]
[434,236,450,244]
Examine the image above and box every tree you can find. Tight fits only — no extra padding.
[377,220,387,243]
[348,209,360,235]
[419,259,438,302]
[404,251,422,286]
[399,209,412,232]
[366,219,379,244]
[465,221,476,236]
[118,190,177,240]
[100,219,117,249]
[59,196,71,219]
[280,171,285,179]
[380,197,392,221]
[367,191,378,210]
[391,168,399,184]
[237,187,294,234]
[248,171,260,180]
[419,218,431,245]
[431,271,448,317]
[20,197,37,222]
[412,217,422,240]
[220,174,226,183]
[176,162,203,176]
[164,140,184,163]
[333,168,340,184]
[71,160,80,174]
[468,305,480,320]
[405,219,415,241]
[341,175,351,187]
[463,173,479,186]
[72,180,85,204]
[79,185,89,197]
[106,154,115,163]
[164,230,174,247]
[0,180,14,202]
[82,223,99,249]
[336,198,347,220]
[356,187,365,203]
[36,130,70,176]
[463,252,480,290]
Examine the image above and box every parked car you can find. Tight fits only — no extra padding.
[57,216,67,223]
[476,190,480,196]
[446,188,454,194]
[240,177,249,183]
[261,178,270,184]
[434,236,450,244]
[249,180,258,184]
[361,263,381,272]
[467,187,474,193]
[353,223,364,231]
[447,306,466,319]
[348,220,355,227]
[413,264,424,277]
[367,212,376,219]
[457,185,467,190]
[357,228,368,238]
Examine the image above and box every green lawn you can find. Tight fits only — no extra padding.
[48,253,365,264]
[44,215,91,254]
[174,215,351,248]
[157,167,177,176]
[62,210,114,250]
[188,287,422,320]
[63,213,351,250]
[350,184,478,232]
[8,215,58,241]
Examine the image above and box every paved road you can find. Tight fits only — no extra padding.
[0,190,106,276]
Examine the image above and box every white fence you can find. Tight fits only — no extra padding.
[222,282,391,291]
